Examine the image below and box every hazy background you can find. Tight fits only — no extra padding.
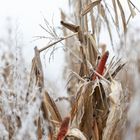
[0,0,68,62]
[0,0,140,62]
[0,0,140,86]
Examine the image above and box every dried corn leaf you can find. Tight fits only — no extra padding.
[98,3,105,17]
[112,0,119,27]
[127,0,136,18]
[106,63,125,80]
[128,0,140,13]
[93,119,99,140]
[87,33,98,53]
[81,0,101,16]
[90,10,96,33]
[27,47,44,101]
[43,90,62,123]
[79,44,89,76]
[92,83,109,139]
[102,80,125,140]
[71,82,94,139]
[34,47,44,88]
[70,84,85,122]
[86,33,98,67]
[109,80,122,105]
[66,128,87,140]
[117,0,127,32]
[83,0,89,32]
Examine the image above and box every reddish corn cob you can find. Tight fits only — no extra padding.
[92,51,109,80]
[56,117,70,140]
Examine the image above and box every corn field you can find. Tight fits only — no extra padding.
[0,0,140,140]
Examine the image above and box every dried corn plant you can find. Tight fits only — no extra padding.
[61,0,138,95]
[0,0,139,140]
[58,0,139,140]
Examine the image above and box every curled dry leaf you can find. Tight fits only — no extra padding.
[117,0,127,32]
[102,80,125,140]
[71,82,94,139]
[66,128,87,140]
[43,91,62,123]
[109,80,122,105]
[81,0,101,16]
[27,47,44,98]
[61,21,83,42]
[61,21,80,33]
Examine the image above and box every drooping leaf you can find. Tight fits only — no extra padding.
[117,0,127,32]
[81,0,102,16]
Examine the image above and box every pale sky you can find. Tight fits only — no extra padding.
[0,0,68,62]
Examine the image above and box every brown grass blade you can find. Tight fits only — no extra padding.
[43,90,62,123]
[117,0,127,32]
